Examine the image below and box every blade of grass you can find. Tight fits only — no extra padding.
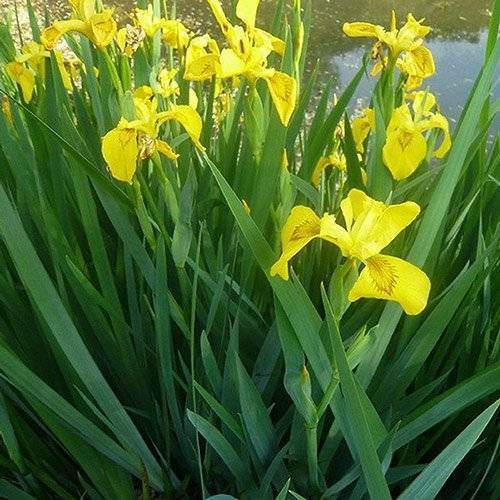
[0,183,163,487]
[321,286,391,500]
[398,400,499,500]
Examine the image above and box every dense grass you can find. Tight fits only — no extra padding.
[0,0,498,498]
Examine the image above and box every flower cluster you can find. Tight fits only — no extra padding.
[352,91,451,180]
[271,11,452,315]
[1,1,454,317]
[185,0,297,126]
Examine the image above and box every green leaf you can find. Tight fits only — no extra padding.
[321,287,391,500]
[0,480,36,500]
[0,184,162,487]
[0,390,23,472]
[399,400,499,499]
[187,409,249,485]
[304,63,365,177]
[194,381,244,442]
[236,356,277,465]
[172,166,196,267]
[275,478,291,500]
[394,363,500,450]
[343,113,365,191]
[0,343,143,480]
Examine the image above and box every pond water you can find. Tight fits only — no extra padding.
[1,0,494,122]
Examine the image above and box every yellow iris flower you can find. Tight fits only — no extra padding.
[205,0,297,126]
[41,0,116,50]
[101,96,204,184]
[134,5,163,37]
[351,108,376,154]
[383,91,451,180]
[6,62,36,102]
[395,46,435,90]
[311,152,346,187]
[311,152,368,187]
[6,42,72,102]
[351,93,450,180]
[184,34,222,82]
[343,11,435,90]
[271,189,430,315]
[134,5,191,49]
[116,24,146,57]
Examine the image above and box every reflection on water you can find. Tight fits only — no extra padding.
[1,0,493,120]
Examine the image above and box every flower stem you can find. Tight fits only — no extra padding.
[306,421,320,494]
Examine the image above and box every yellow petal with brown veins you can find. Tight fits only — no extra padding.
[102,126,139,184]
[348,254,430,315]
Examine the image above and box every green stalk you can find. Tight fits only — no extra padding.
[190,225,206,498]
[306,421,320,494]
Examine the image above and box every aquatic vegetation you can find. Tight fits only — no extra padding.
[0,1,498,499]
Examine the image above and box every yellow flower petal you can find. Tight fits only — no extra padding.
[242,199,251,215]
[115,27,127,52]
[336,189,420,259]
[401,13,431,40]
[189,89,199,110]
[1,97,13,126]
[207,0,231,34]
[340,188,370,231]
[71,0,95,21]
[54,50,73,91]
[219,48,246,78]
[370,59,386,77]
[348,254,430,315]
[319,214,352,255]
[236,0,260,29]
[89,10,117,47]
[408,45,435,78]
[133,85,154,100]
[156,105,205,151]
[102,125,139,184]
[155,139,179,160]
[135,5,162,37]
[351,108,375,153]
[360,201,420,257]
[254,28,285,56]
[418,113,451,159]
[41,13,115,50]
[386,104,414,133]
[397,45,435,90]
[264,70,297,126]
[17,42,49,72]
[408,91,436,117]
[161,19,190,49]
[184,53,220,81]
[311,154,346,187]
[343,22,380,38]
[383,129,427,180]
[41,22,76,50]
[311,157,330,187]
[271,206,321,280]
[6,62,36,102]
